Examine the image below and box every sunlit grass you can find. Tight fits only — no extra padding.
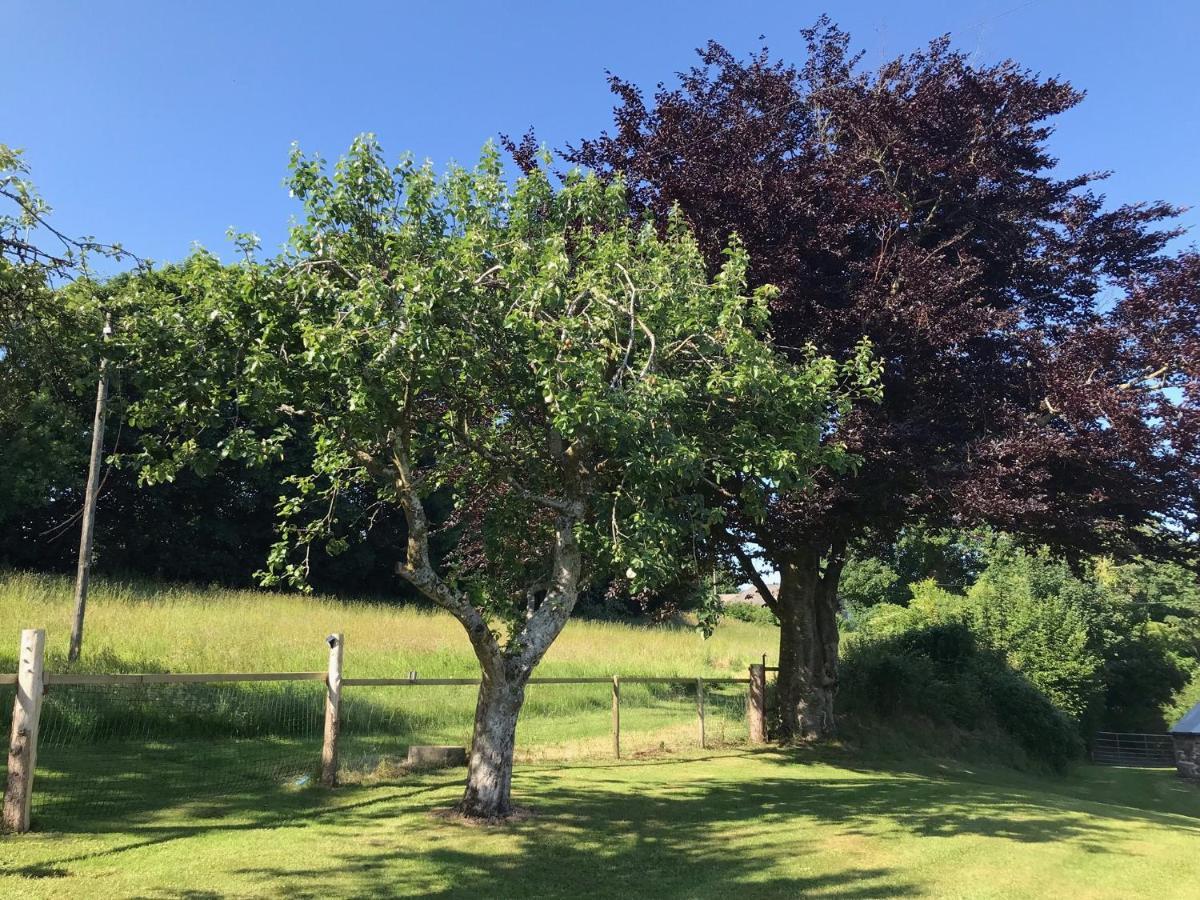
[2,751,1197,899]
[0,570,768,778]
[0,570,775,678]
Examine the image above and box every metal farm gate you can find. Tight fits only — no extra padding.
[1091,731,1176,767]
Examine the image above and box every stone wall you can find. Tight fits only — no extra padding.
[1173,734,1200,779]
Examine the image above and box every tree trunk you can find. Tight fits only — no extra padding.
[774,548,843,741]
[458,672,528,819]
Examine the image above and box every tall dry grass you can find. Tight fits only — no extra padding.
[0,570,775,677]
[0,571,773,760]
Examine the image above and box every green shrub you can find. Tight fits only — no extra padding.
[839,623,1082,772]
[721,603,779,626]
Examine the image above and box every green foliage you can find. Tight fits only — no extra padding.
[837,556,901,611]
[846,535,1192,734]
[840,623,1083,772]
[839,525,983,611]
[0,268,105,524]
[720,603,778,627]
[965,546,1104,721]
[967,539,1190,730]
[1166,671,1200,727]
[113,136,878,649]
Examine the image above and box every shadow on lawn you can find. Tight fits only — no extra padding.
[226,758,1200,899]
[231,775,919,899]
[13,749,1200,898]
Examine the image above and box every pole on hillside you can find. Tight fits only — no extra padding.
[748,663,766,744]
[697,677,706,750]
[3,629,46,833]
[68,313,112,663]
[321,633,344,786]
[611,675,621,759]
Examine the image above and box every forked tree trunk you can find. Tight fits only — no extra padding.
[459,672,528,819]
[774,548,844,741]
[389,437,583,821]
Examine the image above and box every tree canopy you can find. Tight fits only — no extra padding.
[555,18,1200,737]
[111,137,877,816]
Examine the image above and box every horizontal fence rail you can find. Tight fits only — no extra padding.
[44,672,328,685]
[1091,731,1176,768]
[0,628,772,832]
[0,673,755,687]
[342,675,750,686]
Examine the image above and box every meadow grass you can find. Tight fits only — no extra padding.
[0,569,766,819]
[0,570,775,678]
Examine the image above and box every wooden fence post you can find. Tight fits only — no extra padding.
[748,663,766,744]
[321,633,344,786]
[611,675,621,759]
[3,628,46,833]
[697,677,706,750]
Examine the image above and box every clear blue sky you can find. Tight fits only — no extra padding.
[7,0,1199,269]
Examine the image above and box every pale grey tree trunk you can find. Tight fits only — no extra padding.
[388,437,584,819]
[458,674,528,818]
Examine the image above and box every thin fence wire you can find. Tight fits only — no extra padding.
[338,684,478,781]
[2,675,755,830]
[27,681,325,829]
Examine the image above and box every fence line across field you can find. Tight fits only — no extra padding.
[1,627,770,833]
[31,673,750,687]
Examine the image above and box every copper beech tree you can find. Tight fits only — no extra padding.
[555,20,1200,739]
[115,139,878,818]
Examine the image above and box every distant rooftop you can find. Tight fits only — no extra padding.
[1171,701,1200,735]
[719,584,779,607]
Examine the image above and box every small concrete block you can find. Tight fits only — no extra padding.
[406,745,468,769]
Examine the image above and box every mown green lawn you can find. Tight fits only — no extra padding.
[3,749,1198,899]
[4,572,1199,897]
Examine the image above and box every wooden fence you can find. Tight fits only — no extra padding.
[1090,731,1176,768]
[1,628,769,833]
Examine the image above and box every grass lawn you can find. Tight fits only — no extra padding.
[1,749,1198,899]
[4,572,1200,897]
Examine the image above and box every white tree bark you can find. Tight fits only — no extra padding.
[390,438,584,818]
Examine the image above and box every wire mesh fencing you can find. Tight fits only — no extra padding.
[26,680,326,829]
[337,683,478,782]
[3,665,758,832]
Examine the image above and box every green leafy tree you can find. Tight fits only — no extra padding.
[114,138,876,818]
[966,546,1104,721]
[850,537,1190,731]
[965,539,1188,729]
[840,526,983,611]
[0,144,127,531]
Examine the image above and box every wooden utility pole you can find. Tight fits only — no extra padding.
[68,314,111,663]
[3,629,46,833]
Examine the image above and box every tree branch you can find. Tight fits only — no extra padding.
[388,438,503,677]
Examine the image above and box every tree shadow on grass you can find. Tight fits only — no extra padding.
[13,749,1200,898]
[748,744,1200,826]
[228,777,919,899]
[224,755,1200,898]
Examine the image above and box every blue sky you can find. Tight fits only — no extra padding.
[7,1,1199,269]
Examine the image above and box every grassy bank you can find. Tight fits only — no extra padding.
[0,571,774,677]
[0,571,769,801]
[3,750,1198,898]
